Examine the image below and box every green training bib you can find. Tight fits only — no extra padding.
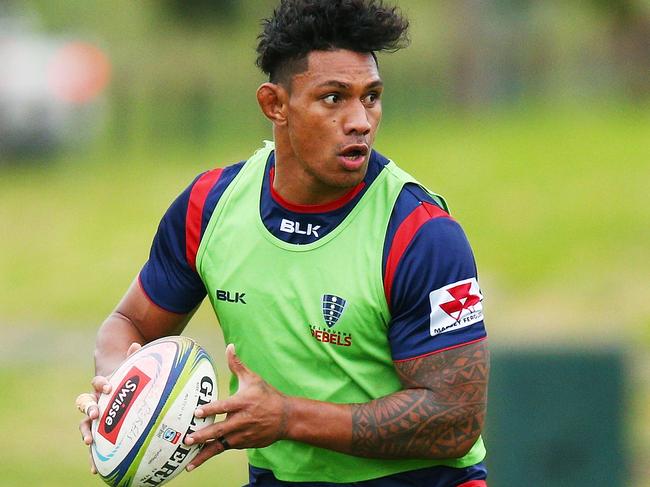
[196,142,485,482]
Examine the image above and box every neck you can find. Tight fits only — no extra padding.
[269,165,365,213]
[272,130,353,206]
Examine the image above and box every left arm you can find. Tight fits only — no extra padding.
[185,339,488,468]
[351,339,488,458]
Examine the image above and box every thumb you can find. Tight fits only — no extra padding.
[126,342,142,357]
[226,343,251,382]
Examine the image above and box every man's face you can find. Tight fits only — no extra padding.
[280,49,383,199]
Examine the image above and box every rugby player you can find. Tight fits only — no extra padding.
[78,1,490,485]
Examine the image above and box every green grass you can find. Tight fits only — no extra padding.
[2,103,648,333]
[386,103,650,339]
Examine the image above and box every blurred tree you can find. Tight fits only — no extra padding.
[162,0,239,25]
[591,0,638,18]
[445,0,543,107]
[591,0,650,97]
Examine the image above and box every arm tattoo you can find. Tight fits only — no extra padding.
[351,340,489,459]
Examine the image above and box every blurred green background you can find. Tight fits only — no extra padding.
[1,0,649,485]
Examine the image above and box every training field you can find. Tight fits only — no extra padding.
[1,104,649,486]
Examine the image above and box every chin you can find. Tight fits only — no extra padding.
[330,171,366,189]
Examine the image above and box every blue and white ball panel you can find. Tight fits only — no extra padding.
[135,358,215,486]
[91,336,216,487]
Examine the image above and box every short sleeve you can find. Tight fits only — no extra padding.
[386,206,487,362]
[139,175,208,314]
[139,162,244,313]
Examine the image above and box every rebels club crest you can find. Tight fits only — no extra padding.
[321,294,347,328]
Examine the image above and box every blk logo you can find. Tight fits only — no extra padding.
[216,289,247,304]
[280,219,321,238]
[322,294,347,327]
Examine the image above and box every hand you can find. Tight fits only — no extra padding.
[77,342,142,474]
[184,344,291,471]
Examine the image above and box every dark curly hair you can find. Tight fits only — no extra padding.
[256,0,410,85]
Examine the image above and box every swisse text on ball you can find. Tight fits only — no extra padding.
[99,367,151,444]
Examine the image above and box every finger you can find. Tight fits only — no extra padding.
[75,393,99,417]
[79,419,94,446]
[91,376,112,395]
[186,440,227,472]
[184,421,226,446]
[226,343,251,382]
[126,342,142,357]
[88,449,97,475]
[195,396,240,419]
[185,413,247,446]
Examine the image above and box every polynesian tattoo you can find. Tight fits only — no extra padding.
[351,340,489,458]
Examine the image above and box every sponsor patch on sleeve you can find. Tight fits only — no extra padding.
[429,278,484,337]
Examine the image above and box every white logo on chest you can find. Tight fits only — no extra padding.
[280,218,321,238]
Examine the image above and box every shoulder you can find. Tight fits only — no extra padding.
[392,182,448,221]
[155,159,246,270]
[382,185,486,362]
[383,183,456,301]
[138,159,246,314]
[184,160,245,269]
[189,160,246,214]
[164,160,245,221]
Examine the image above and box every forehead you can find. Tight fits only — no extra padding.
[292,49,380,88]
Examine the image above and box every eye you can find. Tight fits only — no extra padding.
[322,94,341,105]
[363,92,380,105]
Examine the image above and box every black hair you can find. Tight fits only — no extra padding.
[256,0,410,85]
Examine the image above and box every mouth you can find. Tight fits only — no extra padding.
[339,144,369,158]
[338,144,369,165]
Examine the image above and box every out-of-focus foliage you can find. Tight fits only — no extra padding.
[9,0,647,158]
[162,0,240,24]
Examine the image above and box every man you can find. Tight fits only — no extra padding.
[78,1,489,485]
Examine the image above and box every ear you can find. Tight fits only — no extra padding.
[257,82,288,126]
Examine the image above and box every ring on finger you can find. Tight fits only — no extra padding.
[75,393,98,415]
[217,436,231,450]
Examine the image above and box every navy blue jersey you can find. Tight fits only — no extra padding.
[139,149,487,361]
[247,463,487,487]
[139,149,488,485]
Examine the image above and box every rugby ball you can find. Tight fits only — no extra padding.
[91,336,217,487]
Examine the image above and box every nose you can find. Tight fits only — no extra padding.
[343,100,372,136]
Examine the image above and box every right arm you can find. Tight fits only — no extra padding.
[79,279,195,466]
[93,166,231,375]
[94,278,195,377]
[78,168,227,467]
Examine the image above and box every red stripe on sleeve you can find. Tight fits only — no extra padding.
[185,169,223,271]
[457,481,487,487]
[384,202,450,309]
[392,337,487,363]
